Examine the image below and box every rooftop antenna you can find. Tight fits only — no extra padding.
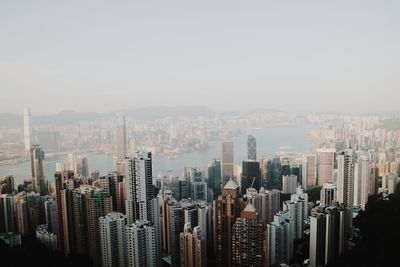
[250,177,256,188]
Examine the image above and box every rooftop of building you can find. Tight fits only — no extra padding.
[224,179,239,190]
[243,203,256,213]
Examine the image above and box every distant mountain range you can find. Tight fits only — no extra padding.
[0,105,216,128]
[2,106,397,129]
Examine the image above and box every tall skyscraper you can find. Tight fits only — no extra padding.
[324,207,345,265]
[70,188,86,254]
[302,154,317,189]
[267,211,293,266]
[23,107,32,152]
[26,191,42,234]
[126,220,158,267]
[213,179,240,267]
[337,150,354,207]
[15,192,29,235]
[309,213,326,267]
[185,169,207,202]
[85,187,113,266]
[290,186,309,228]
[76,156,89,177]
[241,160,261,195]
[207,159,221,197]
[316,149,336,185]
[232,203,267,267]
[247,134,257,161]
[353,155,370,208]
[181,199,198,229]
[169,203,184,267]
[0,194,15,233]
[101,172,124,212]
[161,191,174,253]
[282,174,298,194]
[125,152,154,224]
[221,141,234,187]
[258,187,281,225]
[321,183,336,207]
[368,165,379,196]
[281,157,291,176]
[150,197,161,267]
[180,224,206,267]
[283,198,304,240]
[115,112,127,171]
[309,206,347,267]
[191,182,206,201]
[55,171,74,256]
[68,153,78,173]
[197,203,212,254]
[59,188,73,254]
[44,198,58,235]
[30,145,48,195]
[267,156,282,190]
[387,173,398,194]
[99,212,127,267]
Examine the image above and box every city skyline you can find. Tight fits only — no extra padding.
[1,1,400,266]
[1,107,400,266]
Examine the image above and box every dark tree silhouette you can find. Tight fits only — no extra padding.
[333,190,400,267]
[0,235,93,267]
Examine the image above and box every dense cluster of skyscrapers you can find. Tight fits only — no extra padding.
[1,110,400,267]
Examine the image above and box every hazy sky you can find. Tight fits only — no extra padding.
[1,1,399,114]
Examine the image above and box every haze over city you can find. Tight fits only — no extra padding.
[1,1,400,113]
[1,2,400,267]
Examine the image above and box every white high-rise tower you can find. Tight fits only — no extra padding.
[115,112,127,165]
[23,107,32,151]
[337,149,354,207]
[99,212,127,267]
[125,152,154,224]
[353,154,370,208]
[126,220,158,267]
